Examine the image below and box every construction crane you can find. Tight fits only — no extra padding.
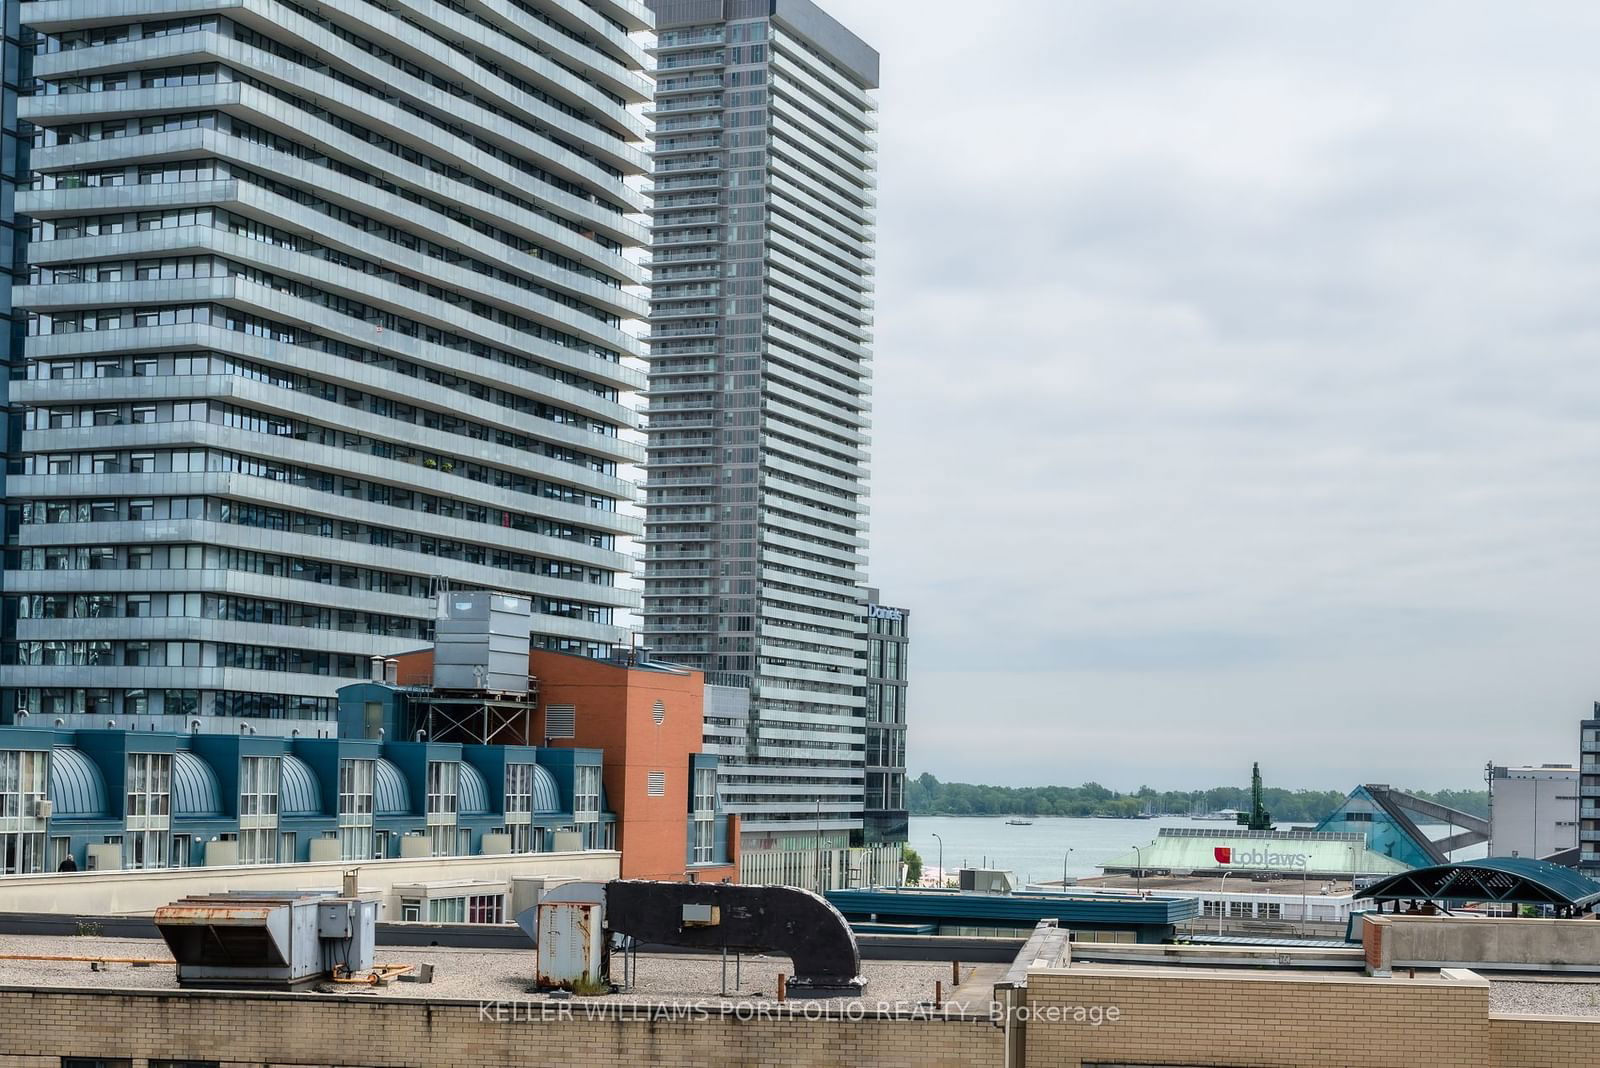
[1235,762,1274,831]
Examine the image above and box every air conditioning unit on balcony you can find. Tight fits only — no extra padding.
[32,799,53,819]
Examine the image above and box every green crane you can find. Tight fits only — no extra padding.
[1235,762,1274,831]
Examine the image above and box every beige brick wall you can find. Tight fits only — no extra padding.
[1021,965,1494,1068]
[6,975,1597,1068]
[0,988,1003,1068]
[1489,1013,1600,1068]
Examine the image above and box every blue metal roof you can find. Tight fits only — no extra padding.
[280,754,322,817]
[458,761,490,815]
[172,751,223,819]
[1355,858,1600,911]
[532,763,560,815]
[827,887,1199,928]
[48,748,107,819]
[374,757,409,816]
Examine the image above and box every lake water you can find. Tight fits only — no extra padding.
[908,814,1239,885]
[908,815,1484,885]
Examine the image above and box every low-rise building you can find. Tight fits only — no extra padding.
[1488,763,1578,860]
[1580,709,1600,876]
[384,643,738,884]
[0,722,610,873]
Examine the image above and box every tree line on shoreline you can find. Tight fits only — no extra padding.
[906,772,1489,822]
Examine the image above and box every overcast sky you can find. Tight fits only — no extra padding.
[834,1,1600,791]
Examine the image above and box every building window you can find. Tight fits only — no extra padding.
[338,758,374,861]
[505,765,533,814]
[428,896,466,923]
[427,761,458,818]
[504,764,534,852]
[0,751,49,874]
[236,828,273,866]
[691,765,716,865]
[239,757,280,819]
[574,764,601,848]
[237,756,280,865]
[468,893,505,924]
[123,752,171,870]
[693,820,715,865]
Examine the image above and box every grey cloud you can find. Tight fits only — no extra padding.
[835,0,1600,789]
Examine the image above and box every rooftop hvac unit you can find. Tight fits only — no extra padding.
[85,843,121,871]
[958,868,1015,894]
[535,899,606,991]
[514,880,865,997]
[154,892,378,989]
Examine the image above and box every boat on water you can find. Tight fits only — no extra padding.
[1005,818,1033,826]
[1191,808,1244,822]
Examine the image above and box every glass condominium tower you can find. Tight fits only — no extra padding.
[1,0,653,731]
[643,0,877,852]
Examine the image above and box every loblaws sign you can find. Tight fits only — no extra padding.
[1214,846,1310,869]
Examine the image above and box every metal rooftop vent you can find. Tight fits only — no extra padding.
[513,880,865,996]
[154,891,378,989]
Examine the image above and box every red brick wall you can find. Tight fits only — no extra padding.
[531,651,725,882]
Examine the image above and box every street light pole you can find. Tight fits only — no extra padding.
[1218,869,1232,936]
[931,832,943,889]
[1063,848,1074,889]
[815,797,823,893]
[1132,845,1143,893]
[1301,863,1309,936]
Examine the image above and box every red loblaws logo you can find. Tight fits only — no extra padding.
[1213,847,1232,864]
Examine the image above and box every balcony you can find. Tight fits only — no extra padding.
[653,115,723,134]
[649,247,722,265]
[644,563,714,577]
[656,75,724,94]
[647,418,717,433]
[639,467,717,482]
[649,396,719,412]
[652,174,726,193]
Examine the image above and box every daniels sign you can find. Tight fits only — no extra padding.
[1213,845,1310,869]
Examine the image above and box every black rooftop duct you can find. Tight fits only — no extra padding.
[604,879,864,995]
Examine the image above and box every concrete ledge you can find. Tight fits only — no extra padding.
[1071,941,1365,970]
[1051,961,1483,987]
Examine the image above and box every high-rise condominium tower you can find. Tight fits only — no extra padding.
[1,0,652,731]
[643,0,877,854]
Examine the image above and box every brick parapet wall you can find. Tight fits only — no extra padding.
[1021,965,1493,1068]
[7,975,1599,1067]
[1488,1013,1600,1068]
[0,987,1003,1068]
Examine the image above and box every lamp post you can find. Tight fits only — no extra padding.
[1218,869,1233,936]
[1132,845,1143,893]
[1063,848,1074,889]
[931,832,944,889]
[814,797,823,893]
[1301,863,1309,936]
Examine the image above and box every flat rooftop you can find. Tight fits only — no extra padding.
[4,932,1598,1017]
[1075,875,1359,896]
[0,933,957,1009]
